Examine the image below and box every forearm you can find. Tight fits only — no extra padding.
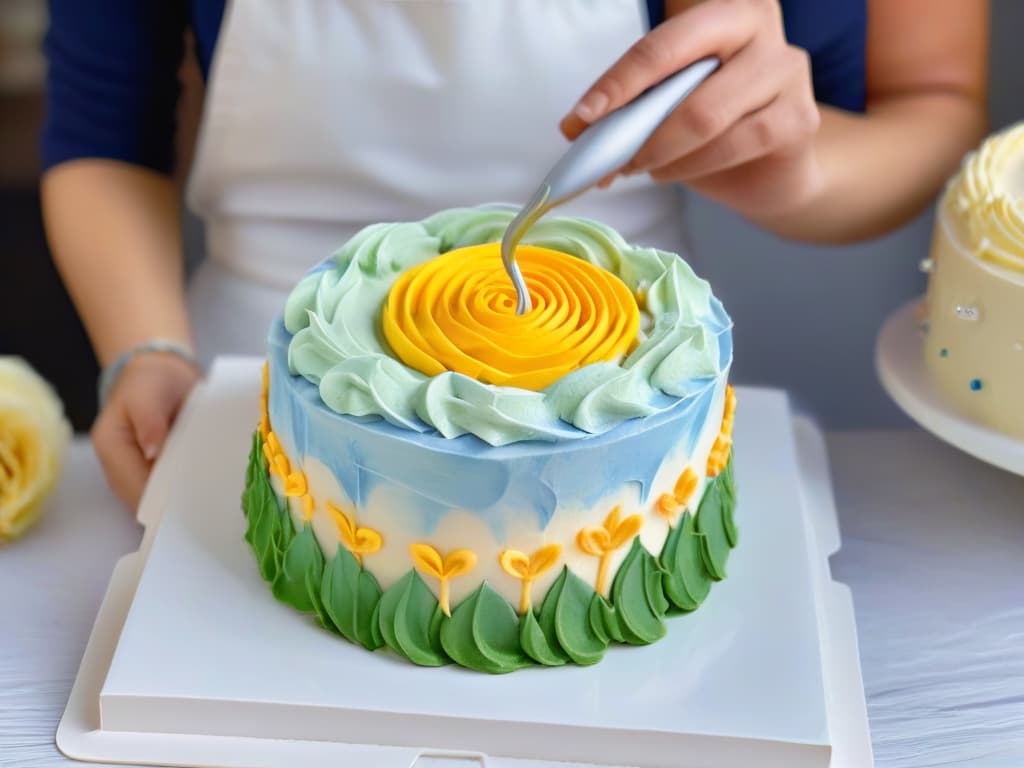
[756,94,988,244]
[41,160,191,366]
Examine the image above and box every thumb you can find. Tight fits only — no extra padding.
[130,402,173,463]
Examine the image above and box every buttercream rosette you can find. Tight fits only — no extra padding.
[951,122,1024,272]
[0,358,71,542]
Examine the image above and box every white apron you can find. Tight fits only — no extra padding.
[186,0,687,365]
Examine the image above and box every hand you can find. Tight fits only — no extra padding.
[560,0,823,221]
[91,352,201,510]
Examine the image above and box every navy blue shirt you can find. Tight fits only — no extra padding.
[42,0,865,175]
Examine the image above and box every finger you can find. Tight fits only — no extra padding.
[648,76,819,181]
[130,396,173,463]
[92,410,151,509]
[629,40,803,172]
[667,145,824,219]
[559,0,782,137]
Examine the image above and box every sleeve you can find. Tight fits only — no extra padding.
[41,0,190,174]
[781,0,867,113]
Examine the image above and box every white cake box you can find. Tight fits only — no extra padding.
[57,358,872,768]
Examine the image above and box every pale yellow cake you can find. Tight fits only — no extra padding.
[922,123,1024,438]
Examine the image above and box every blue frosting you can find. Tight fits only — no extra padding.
[267,318,730,538]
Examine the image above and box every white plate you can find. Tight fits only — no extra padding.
[876,300,1024,476]
[57,358,872,768]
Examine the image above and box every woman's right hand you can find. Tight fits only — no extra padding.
[91,352,201,509]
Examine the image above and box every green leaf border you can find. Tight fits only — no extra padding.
[242,432,738,674]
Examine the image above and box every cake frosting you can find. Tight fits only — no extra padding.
[243,207,738,673]
[922,123,1024,438]
[284,209,728,443]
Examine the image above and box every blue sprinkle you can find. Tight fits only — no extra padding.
[939,348,948,358]
[970,378,983,391]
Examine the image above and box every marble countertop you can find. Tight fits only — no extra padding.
[2,430,1023,768]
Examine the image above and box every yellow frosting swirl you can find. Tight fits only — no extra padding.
[950,122,1024,272]
[382,243,640,391]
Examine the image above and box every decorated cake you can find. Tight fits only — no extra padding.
[242,208,737,673]
[921,123,1024,439]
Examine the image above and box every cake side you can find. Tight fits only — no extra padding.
[923,123,1024,438]
[243,208,738,673]
[248,365,736,672]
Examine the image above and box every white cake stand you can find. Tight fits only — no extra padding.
[876,300,1024,477]
[57,359,872,768]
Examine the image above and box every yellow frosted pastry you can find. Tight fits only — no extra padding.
[923,122,1024,438]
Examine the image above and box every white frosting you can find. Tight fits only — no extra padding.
[924,122,1024,438]
[288,384,728,607]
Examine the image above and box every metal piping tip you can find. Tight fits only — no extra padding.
[500,185,551,315]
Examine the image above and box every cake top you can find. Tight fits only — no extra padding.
[947,121,1024,275]
[282,207,731,446]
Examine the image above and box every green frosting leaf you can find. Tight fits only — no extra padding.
[587,594,611,644]
[272,522,324,613]
[609,539,667,645]
[321,545,385,650]
[306,562,332,630]
[721,456,739,548]
[519,611,567,667]
[520,571,571,666]
[588,592,626,644]
[377,570,449,666]
[696,472,732,581]
[242,432,260,516]
[554,567,608,665]
[660,511,713,612]
[441,583,531,674]
[241,433,286,583]
[369,599,384,649]
[241,443,261,550]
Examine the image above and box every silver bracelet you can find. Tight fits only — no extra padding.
[97,339,200,407]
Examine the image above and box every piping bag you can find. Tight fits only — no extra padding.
[501,56,720,314]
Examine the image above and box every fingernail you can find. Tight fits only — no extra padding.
[574,92,609,123]
[143,443,160,461]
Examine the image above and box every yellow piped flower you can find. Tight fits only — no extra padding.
[707,385,737,477]
[410,543,477,617]
[499,544,562,615]
[576,506,644,595]
[259,360,271,441]
[382,243,640,391]
[655,466,698,524]
[283,469,308,498]
[327,501,382,566]
[256,404,313,522]
[272,453,291,479]
[263,431,291,479]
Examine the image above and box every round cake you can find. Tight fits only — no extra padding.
[242,208,737,673]
[922,123,1024,438]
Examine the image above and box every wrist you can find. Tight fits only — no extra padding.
[745,148,829,240]
[98,338,201,407]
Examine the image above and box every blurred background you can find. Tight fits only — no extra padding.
[1,1,1020,434]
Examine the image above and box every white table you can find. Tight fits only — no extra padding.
[3,431,1023,768]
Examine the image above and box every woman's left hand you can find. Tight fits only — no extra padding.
[560,0,823,220]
